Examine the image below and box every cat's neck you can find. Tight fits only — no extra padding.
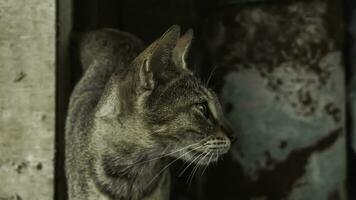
[91,148,168,199]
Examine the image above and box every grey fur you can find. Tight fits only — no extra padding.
[65,25,236,200]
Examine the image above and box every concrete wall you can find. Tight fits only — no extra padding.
[201,0,347,199]
[0,0,55,199]
[349,1,356,155]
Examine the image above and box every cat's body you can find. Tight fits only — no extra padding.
[65,26,235,200]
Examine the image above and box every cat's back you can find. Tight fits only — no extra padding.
[65,29,144,198]
[67,29,144,133]
[79,29,145,70]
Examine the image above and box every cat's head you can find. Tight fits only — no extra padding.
[95,25,236,166]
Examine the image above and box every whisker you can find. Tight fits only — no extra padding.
[179,150,206,177]
[147,145,204,186]
[178,147,201,174]
[188,164,199,187]
[213,152,219,167]
[124,142,200,168]
[185,152,205,186]
[206,65,218,87]
[201,152,214,177]
[215,152,219,163]
[188,151,210,186]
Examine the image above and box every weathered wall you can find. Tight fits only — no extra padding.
[349,1,356,155]
[201,0,346,199]
[0,0,55,199]
[347,0,356,198]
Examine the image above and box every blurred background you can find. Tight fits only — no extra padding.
[0,0,355,199]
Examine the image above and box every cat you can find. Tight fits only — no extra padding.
[65,25,236,200]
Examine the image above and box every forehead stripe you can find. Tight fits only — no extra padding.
[201,87,219,120]
[157,73,188,101]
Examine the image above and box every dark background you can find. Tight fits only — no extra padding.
[56,0,356,199]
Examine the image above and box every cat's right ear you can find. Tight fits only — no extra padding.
[138,25,181,91]
[172,29,193,70]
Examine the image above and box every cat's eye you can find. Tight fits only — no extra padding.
[196,102,208,117]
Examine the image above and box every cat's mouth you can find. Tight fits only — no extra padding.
[184,146,228,165]
[173,137,231,165]
[183,149,217,165]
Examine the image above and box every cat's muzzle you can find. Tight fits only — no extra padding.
[203,136,231,154]
[186,136,231,165]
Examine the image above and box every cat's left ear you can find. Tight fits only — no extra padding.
[139,25,181,90]
[172,29,193,70]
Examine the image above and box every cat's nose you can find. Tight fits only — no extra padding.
[222,127,236,143]
[220,120,237,143]
[227,132,236,143]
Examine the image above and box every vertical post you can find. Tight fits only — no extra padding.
[0,0,55,199]
[57,0,72,199]
[201,0,347,199]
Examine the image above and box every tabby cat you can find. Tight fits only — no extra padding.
[65,25,236,200]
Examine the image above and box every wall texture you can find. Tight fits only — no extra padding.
[0,0,55,199]
[349,1,356,155]
[201,0,347,199]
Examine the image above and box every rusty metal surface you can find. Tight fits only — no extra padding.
[200,1,346,199]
